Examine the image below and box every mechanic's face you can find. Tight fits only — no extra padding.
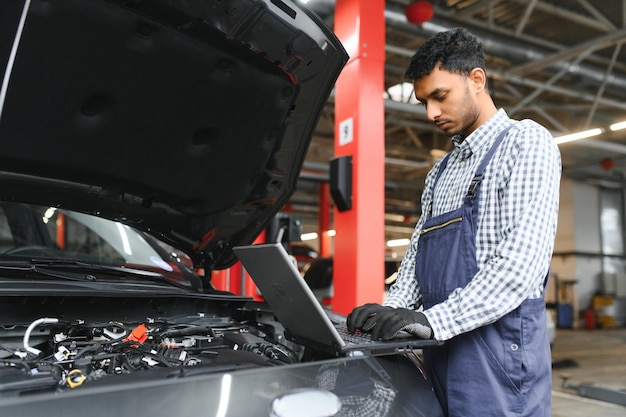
[413,66,481,138]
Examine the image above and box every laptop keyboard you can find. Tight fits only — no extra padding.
[324,309,376,345]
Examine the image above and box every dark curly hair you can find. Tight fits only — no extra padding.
[405,27,486,81]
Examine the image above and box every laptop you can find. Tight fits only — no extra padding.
[233,242,442,357]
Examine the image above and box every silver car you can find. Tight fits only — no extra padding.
[0,1,443,416]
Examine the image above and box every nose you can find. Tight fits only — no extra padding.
[426,102,440,121]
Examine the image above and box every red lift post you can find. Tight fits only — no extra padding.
[332,0,386,314]
[318,182,332,258]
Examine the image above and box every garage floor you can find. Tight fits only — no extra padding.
[550,327,626,416]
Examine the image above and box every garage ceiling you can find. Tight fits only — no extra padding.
[290,0,626,244]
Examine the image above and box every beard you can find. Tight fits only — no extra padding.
[447,85,481,140]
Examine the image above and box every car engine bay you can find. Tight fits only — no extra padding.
[0,293,300,398]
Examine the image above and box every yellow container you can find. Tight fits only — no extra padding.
[597,314,615,328]
[592,295,614,309]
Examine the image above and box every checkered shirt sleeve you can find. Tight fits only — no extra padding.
[384,110,561,341]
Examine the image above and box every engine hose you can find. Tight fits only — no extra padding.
[23,317,59,356]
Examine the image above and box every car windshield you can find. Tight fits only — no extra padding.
[0,201,191,277]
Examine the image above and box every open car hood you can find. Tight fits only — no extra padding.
[0,0,347,270]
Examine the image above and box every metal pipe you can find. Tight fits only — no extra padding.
[384,4,626,93]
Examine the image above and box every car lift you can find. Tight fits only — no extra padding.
[560,375,626,406]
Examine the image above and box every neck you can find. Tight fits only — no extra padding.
[468,97,498,134]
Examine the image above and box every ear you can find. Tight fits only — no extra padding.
[468,68,487,92]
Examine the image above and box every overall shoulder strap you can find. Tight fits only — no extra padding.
[467,122,516,197]
[425,152,453,216]
[433,152,453,184]
[427,122,516,215]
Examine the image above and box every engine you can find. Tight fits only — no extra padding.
[0,313,299,397]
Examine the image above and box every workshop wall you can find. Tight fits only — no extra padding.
[551,179,626,328]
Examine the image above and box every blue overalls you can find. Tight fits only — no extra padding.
[415,124,552,416]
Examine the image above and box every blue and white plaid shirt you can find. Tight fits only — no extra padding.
[384,109,561,341]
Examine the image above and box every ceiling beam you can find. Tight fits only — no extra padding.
[385,43,626,112]
[508,28,626,76]
[515,0,539,36]
[384,4,626,93]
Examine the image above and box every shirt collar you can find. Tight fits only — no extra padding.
[451,109,510,160]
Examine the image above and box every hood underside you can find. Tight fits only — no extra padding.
[0,0,348,269]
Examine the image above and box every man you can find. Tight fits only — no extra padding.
[347,28,561,416]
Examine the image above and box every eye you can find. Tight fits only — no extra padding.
[436,93,446,101]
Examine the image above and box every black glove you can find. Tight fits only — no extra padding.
[369,308,433,341]
[346,303,393,333]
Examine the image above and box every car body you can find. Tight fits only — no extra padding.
[0,1,443,416]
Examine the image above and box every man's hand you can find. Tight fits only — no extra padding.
[349,305,434,341]
[370,308,433,341]
[346,303,393,333]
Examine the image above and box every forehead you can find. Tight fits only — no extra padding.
[413,67,466,98]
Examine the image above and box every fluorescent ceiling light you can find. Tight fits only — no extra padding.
[301,232,318,241]
[387,238,411,247]
[610,120,626,131]
[384,213,407,223]
[301,230,336,241]
[553,128,603,145]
